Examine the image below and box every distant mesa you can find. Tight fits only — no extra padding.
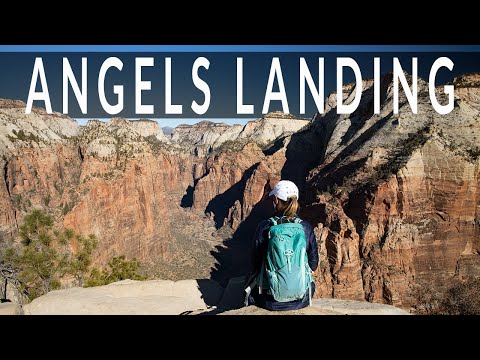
[86,119,104,126]
[176,120,229,128]
[263,111,309,120]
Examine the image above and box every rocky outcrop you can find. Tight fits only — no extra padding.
[237,112,310,146]
[0,100,79,156]
[172,120,243,156]
[299,73,480,308]
[170,114,309,156]
[22,279,224,315]
[0,302,23,315]
[85,118,166,142]
[16,278,407,315]
[192,142,265,211]
[222,299,408,315]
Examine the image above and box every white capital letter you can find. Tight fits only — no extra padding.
[236,58,254,114]
[135,57,154,114]
[300,57,324,114]
[26,57,52,114]
[63,57,87,114]
[191,57,210,115]
[262,57,289,114]
[336,57,362,114]
[429,57,454,115]
[98,57,124,115]
[165,57,182,114]
[393,57,418,114]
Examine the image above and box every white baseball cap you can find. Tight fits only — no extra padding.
[268,180,299,201]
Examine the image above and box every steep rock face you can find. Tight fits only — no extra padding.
[192,143,264,211]
[0,101,81,239]
[228,147,288,230]
[307,198,364,300]
[356,141,480,306]
[59,122,218,273]
[0,111,217,277]
[300,73,480,307]
[63,153,179,263]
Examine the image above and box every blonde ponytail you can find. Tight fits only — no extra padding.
[276,196,299,219]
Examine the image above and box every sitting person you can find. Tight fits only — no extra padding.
[244,180,319,311]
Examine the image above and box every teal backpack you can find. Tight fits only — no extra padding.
[256,216,313,304]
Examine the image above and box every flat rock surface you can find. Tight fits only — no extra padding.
[23,279,223,315]
[0,302,23,315]
[19,278,409,315]
[220,299,409,315]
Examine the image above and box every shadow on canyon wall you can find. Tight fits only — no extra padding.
[207,114,337,286]
[206,164,259,229]
[206,76,395,286]
[209,189,272,286]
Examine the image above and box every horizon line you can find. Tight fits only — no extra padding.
[73,118,257,127]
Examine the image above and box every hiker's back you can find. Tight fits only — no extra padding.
[246,179,319,311]
[257,216,312,303]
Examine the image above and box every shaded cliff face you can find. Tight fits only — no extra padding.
[1,72,480,310]
[298,73,480,307]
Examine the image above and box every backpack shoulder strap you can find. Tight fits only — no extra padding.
[294,217,302,224]
[269,216,278,226]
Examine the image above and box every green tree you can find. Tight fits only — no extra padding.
[68,233,98,286]
[84,255,145,287]
[2,209,146,301]
[5,210,65,298]
[3,209,98,300]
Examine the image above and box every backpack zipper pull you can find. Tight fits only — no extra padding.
[284,249,294,273]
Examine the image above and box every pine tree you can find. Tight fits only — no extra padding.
[3,209,98,300]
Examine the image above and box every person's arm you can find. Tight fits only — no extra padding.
[304,222,319,271]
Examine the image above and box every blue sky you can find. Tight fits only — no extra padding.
[74,118,253,127]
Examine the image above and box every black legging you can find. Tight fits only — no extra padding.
[249,282,316,311]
